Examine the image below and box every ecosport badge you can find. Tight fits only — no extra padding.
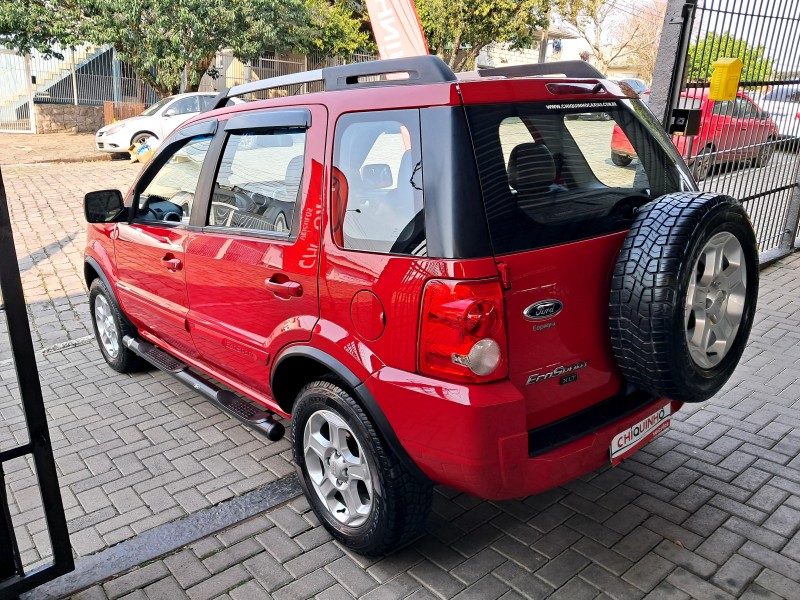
[523,299,563,321]
[526,361,589,385]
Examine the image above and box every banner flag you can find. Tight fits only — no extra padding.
[364,0,429,59]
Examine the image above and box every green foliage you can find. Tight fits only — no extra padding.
[416,0,550,71]
[688,32,774,83]
[0,0,369,97]
[307,0,371,56]
[0,0,82,58]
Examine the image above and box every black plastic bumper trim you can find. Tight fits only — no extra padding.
[528,390,659,457]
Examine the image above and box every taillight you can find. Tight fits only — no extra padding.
[419,279,508,383]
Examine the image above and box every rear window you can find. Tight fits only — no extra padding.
[332,109,425,256]
[465,100,691,254]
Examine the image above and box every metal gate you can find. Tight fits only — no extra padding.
[0,168,73,597]
[0,50,36,133]
[651,0,800,261]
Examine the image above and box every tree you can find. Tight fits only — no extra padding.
[415,0,550,72]
[613,0,666,84]
[687,32,773,84]
[0,0,369,98]
[555,0,658,76]
[0,0,82,59]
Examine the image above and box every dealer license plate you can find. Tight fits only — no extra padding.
[610,403,671,466]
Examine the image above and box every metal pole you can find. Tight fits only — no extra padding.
[781,178,800,252]
[70,47,79,106]
[649,0,697,130]
[24,54,36,134]
[112,47,122,104]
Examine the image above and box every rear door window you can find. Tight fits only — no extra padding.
[332,109,425,255]
[208,129,305,234]
[465,101,690,254]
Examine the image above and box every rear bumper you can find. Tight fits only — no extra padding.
[366,367,679,500]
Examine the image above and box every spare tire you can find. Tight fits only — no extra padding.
[610,192,758,403]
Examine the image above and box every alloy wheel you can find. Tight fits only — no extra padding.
[685,231,747,369]
[303,409,373,527]
[94,294,120,359]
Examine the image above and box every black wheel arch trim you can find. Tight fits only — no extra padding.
[84,256,120,306]
[272,346,431,484]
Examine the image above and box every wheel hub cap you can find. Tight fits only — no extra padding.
[303,409,373,527]
[94,295,120,359]
[685,231,747,369]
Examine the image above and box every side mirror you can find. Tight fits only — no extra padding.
[164,109,177,117]
[84,189,126,223]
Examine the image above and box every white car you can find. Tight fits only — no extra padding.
[752,85,800,138]
[95,92,230,153]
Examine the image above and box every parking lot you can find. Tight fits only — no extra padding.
[2,137,800,599]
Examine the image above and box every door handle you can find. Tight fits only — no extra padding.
[161,255,183,272]
[265,275,302,299]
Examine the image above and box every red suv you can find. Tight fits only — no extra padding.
[84,57,759,554]
[611,89,778,180]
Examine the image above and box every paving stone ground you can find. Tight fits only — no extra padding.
[1,141,800,599]
[51,251,800,600]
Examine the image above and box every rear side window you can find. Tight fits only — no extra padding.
[208,129,305,235]
[465,101,690,254]
[332,110,425,255]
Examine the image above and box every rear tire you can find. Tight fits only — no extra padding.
[291,380,432,555]
[89,279,145,373]
[754,136,775,167]
[691,146,714,181]
[609,192,758,403]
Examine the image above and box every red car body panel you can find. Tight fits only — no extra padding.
[367,365,679,499]
[500,231,629,430]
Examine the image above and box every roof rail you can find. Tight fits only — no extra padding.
[210,55,457,110]
[475,61,605,80]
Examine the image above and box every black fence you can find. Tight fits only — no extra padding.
[656,0,800,259]
[0,168,73,598]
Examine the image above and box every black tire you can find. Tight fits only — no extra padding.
[88,279,145,373]
[291,380,432,555]
[610,192,758,403]
[130,131,158,147]
[611,152,633,167]
[691,146,714,181]
[754,136,775,168]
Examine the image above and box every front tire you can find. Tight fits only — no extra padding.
[611,152,633,167]
[130,131,157,147]
[291,380,432,555]
[89,279,145,373]
[610,193,758,403]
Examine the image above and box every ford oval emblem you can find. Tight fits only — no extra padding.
[523,299,563,321]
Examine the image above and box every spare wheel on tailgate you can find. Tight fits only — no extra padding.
[610,192,759,403]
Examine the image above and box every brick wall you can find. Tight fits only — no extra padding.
[33,103,104,133]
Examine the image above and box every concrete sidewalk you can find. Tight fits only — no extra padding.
[2,132,115,165]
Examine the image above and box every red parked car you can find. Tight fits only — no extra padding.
[611,89,778,180]
[84,57,759,554]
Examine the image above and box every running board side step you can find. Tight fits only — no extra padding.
[123,336,285,442]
